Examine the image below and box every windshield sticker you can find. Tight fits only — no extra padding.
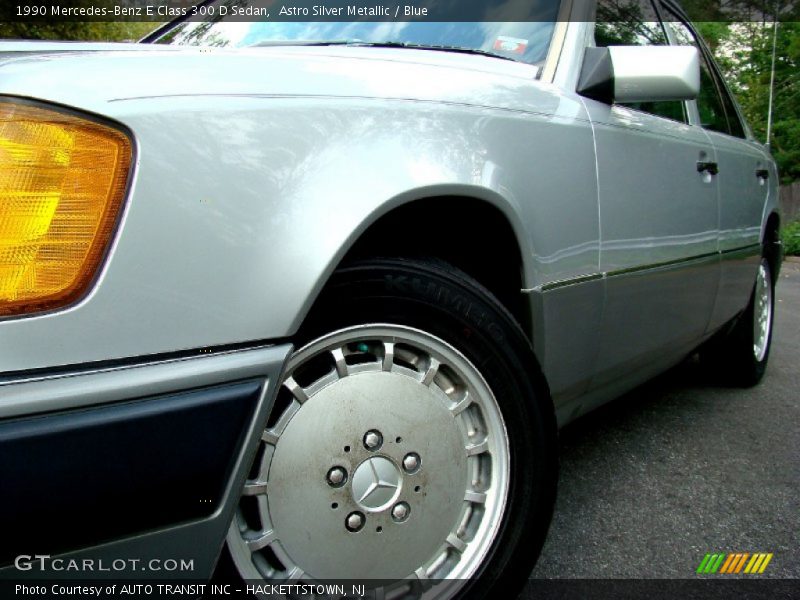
[493,36,529,55]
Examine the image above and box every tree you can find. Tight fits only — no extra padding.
[680,1,800,183]
[696,19,800,183]
[0,22,158,42]
[738,21,800,183]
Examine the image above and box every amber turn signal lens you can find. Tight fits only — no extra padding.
[0,100,131,316]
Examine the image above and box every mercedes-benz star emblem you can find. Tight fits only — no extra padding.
[350,456,403,511]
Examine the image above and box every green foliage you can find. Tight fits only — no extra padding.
[725,21,800,184]
[683,22,800,183]
[782,221,800,256]
[682,0,800,23]
[685,1,800,184]
[0,22,158,42]
[694,22,732,54]
[594,0,800,184]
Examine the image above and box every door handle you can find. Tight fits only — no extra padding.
[697,161,719,175]
[756,168,769,180]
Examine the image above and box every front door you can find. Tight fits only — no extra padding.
[665,13,769,330]
[586,3,720,392]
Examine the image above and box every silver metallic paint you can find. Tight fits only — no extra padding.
[0,7,780,577]
[0,14,779,424]
[609,45,700,103]
[0,345,288,418]
[0,45,599,379]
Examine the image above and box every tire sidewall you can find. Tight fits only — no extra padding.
[298,258,558,598]
[751,257,776,376]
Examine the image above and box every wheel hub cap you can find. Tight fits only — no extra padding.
[227,325,510,587]
[351,456,402,511]
[267,370,467,579]
[753,261,772,362]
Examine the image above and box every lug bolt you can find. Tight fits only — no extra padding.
[326,466,347,487]
[402,453,421,474]
[391,502,411,523]
[345,511,365,532]
[363,430,383,451]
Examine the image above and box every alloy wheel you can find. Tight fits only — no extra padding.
[227,324,510,593]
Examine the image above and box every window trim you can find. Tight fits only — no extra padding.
[541,0,575,83]
[659,2,750,140]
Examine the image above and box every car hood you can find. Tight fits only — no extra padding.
[0,41,561,117]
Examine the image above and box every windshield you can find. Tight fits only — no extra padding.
[152,0,561,68]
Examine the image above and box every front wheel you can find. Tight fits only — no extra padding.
[224,258,557,598]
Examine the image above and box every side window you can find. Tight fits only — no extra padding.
[595,0,687,123]
[666,15,746,138]
[718,82,746,138]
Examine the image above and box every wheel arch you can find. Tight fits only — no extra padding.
[763,211,782,276]
[292,187,536,344]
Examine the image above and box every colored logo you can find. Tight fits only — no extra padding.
[697,553,773,574]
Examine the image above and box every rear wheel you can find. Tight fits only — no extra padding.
[224,258,557,598]
[706,256,775,387]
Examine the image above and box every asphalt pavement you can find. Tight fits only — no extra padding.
[526,259,800,581]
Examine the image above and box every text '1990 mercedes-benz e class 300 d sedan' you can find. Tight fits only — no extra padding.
[0,0,781,597]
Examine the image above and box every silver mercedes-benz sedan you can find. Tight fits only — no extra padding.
[0,0,781,597]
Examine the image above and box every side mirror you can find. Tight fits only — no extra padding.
[578,46,700,104]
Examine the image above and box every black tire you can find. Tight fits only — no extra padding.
[298,258,557,597]
[215,257,558,598]
[705,255,775,387]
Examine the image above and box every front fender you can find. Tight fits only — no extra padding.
[0,92,597,373]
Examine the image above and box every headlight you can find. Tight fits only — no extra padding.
[0,99,132,317]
